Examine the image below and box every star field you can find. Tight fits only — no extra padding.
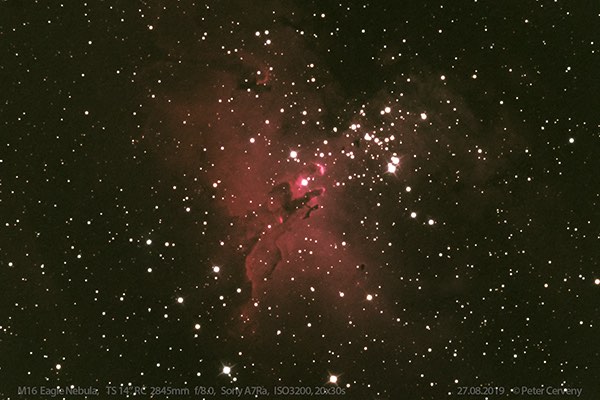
[1,1,599,399]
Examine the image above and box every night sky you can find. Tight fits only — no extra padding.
[1,1,599,399]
